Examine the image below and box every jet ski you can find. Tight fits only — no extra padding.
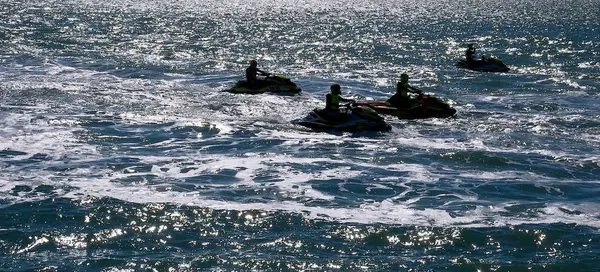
[293,103,391,132]
[225,74,301,94]
[456,57,509,72]
[355,94,456,119]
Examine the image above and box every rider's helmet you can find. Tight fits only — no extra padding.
[400,73,409,82]
[250,59,257,66]
[330,84,341,95]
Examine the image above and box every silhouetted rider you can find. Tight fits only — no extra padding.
[245,59,269,88]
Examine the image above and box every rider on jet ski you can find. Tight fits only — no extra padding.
[385,74,422,109]
[466,43,488,65]
[466,44,476,65]
[322,84,355,121]
[246,60,270,89]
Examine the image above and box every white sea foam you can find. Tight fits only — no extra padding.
[53,174,600,228]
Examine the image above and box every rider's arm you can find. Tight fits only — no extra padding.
[408,86,422,94]
[257,69,269,75]
[339,96,356,103]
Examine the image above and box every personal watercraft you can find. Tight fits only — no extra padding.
[293,103,391,132]
[456,57,510,72]
[225,74,301,94]
[355,94,456,119]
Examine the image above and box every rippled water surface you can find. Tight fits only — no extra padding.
[1,0,599,271]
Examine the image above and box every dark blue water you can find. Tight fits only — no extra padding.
[1,0,599,271]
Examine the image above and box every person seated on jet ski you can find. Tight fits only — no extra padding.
[385,74,422,109]
[245,59,270,89]
[321,84,355,121]
[466,44,477,65]
[466,44,488,65]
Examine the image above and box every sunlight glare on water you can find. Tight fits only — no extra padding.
[1,0,600,270]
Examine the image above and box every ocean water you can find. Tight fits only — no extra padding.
[1,0,599,271]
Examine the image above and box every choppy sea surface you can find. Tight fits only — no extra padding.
[1,0,600,271]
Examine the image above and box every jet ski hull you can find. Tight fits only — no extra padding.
[356,95,456,119]
[293,105,391,132]
[456,58,509,72]
[225,75,301,94]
